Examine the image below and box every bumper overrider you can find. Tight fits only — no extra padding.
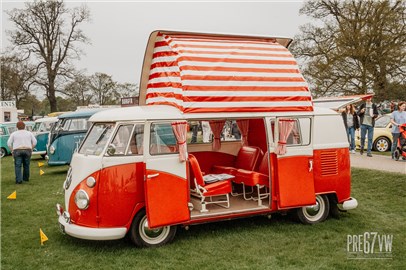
[56,203,127,240]
[338,197,358,211]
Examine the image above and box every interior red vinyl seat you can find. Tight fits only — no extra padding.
[211,146,263,175]
[234,152,270,205]
[189,154,232,212]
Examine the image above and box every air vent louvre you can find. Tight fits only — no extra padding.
[320,150,338,176]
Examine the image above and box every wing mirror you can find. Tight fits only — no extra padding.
[106,144,116,156]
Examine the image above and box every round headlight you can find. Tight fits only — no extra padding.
[49,146,55,154]
[74,190,89,210]
[86,176,96,188]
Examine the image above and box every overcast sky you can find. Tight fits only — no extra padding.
[2,1,308,89]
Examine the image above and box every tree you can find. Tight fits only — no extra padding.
[88,72,117,105]
[63,74,92,106]
[6,0,90,112]
[116,82,139,98]
[19,94,44,117]
[0,54,36,107]
[292,0,406,100]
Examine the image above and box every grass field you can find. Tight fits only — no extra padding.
[1,155,405,270]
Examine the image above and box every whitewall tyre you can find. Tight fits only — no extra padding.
[129,209,177,248]
[296,195,330,225]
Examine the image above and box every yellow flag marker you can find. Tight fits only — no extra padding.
[7,191,17,200]
[38,162,44,167]
[40,229,48,245]
[40,169,45,176]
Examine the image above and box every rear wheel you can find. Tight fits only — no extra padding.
[129,209,177,248]
[373,137,390,152]
[296,195,330,224]
[0,148,7,158]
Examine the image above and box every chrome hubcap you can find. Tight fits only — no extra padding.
[303,196,325,222]
[139,216,170,244]
[376,139,388,152]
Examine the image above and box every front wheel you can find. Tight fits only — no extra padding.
[0,148,7,158]
[296,195,330,224]
[129,209,177,248]
[373,137,390,152]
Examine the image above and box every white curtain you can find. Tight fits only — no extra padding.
[275,119,295,155]
[171,121,188,162]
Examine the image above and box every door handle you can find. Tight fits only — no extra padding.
[308,160,313,172]
[147,173,160,179]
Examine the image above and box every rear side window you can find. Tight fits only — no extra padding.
[274,118,311,146]
[286,118,311,146]
[62,118,88,131]
[150,123,178,155]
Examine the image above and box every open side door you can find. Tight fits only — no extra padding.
[274,117,316,209]
[144,121,189,228]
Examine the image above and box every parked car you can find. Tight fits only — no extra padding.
[355,114,392,152]
[0,121,35,158]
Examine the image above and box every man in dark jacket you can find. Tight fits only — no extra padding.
[357,96,379,157]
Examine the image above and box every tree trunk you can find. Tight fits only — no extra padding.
[48,87,57,112]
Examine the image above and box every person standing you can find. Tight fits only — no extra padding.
[357,96,379,157]
[201,121,212,143]
[189,121,199,143]
[341,104,359,154]
[7,121,37,184]
[390,101,406,159]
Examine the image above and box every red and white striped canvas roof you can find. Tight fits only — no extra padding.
[145,32,313,113]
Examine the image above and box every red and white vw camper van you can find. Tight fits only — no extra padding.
[56,31,357,247]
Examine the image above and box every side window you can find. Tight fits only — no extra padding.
[69,118,87,131]
[8,127,16,133]
[286,120,301,145]
[0,127,5,135]
[150,123,178,155]
[224,120,241,142]
[186,120,241,144]
[61,119,71,131]
[284,118,311,146]
[127,124,144,155]
[110,124,133,155]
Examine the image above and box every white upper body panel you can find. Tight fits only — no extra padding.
[89,105,338,123]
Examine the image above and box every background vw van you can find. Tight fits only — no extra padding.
[32,117,58,158]
[47,110,103,166]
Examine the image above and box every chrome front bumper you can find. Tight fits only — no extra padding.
[56,204,127,241]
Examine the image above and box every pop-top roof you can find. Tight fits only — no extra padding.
[139,30,313,113]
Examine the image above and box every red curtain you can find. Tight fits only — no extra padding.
[209,120,225,151]
[237,119,249,146]
[275,119,295,155]
[171,121,188,162]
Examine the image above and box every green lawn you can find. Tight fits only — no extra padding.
[1,155,405,269]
